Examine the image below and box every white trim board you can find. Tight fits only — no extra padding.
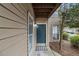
[27,11,34,56]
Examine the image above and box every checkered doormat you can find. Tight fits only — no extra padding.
[35,46,47,51]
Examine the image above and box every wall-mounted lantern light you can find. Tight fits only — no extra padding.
[33,24,38,28]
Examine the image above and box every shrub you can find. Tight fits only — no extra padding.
[70,35,79,48]
[63,32,69,40]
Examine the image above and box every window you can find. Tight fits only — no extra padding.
[27,12,33,55]
[52,25,60,40]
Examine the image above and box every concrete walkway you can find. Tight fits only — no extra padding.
[30,45,61,56]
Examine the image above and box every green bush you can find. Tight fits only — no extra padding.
[70,35,79,47]
[63,32,69,40]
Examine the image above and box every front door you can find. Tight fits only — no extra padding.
[37,24,46,44]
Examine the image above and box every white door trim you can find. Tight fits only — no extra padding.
[36,23,47,46]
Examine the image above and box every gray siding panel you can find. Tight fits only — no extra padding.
[0,3,34,56]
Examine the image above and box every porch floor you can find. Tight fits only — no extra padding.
[30,45,61,56]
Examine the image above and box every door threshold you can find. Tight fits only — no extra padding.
[36,43,46,46]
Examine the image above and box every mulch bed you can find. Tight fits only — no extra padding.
[49,40,79,56]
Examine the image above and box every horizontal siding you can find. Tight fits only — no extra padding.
[0,29,26,39]
[0,3,34,56]
[0,17,26,27]
[0,34,27,56]
[13,4,27,17]
[0,4,26,24]
[1,3,27,20]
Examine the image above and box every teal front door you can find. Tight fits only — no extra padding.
[37,24,46,43]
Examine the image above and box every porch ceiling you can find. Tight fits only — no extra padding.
[32,3,61,18]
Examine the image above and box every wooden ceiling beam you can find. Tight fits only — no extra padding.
[32,3,56,9]
[35,14,48,18]
[32,3,56,6]
[32,3,61,18]
[34,8,53,12]
[33,6,54,9]
[35,12,50,14]
[36,16,48,18]
[48,4,61,17]
[35,12,49,18]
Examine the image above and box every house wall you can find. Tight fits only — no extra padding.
[0,3,34,56]
[47,16,61,53]
[36,18,48,23]
[48,17,61,42]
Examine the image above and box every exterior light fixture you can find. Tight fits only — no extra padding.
[33,24,38,28]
